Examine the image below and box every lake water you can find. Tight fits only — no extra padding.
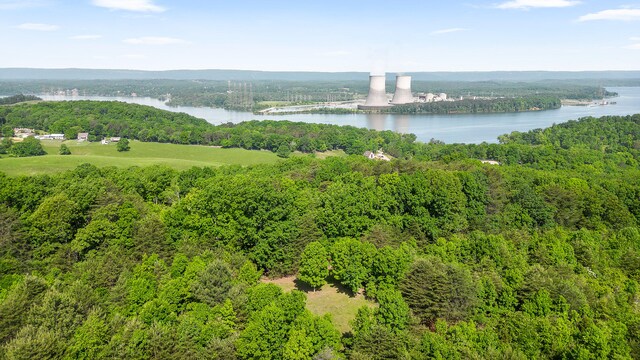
[38,87,640,144]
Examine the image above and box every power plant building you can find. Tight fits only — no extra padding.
[359,73,415,110]
[359,75,392,110]
[391,75,413,105]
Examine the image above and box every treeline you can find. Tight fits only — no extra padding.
[412,80,617,100]
[2,101,640,170]
[1,129,639,357]
[390,95,561,114]
[499,115,640,151]
[0,79,360,111]
[3,101,640,168]
[0,79,613,111]
[0,94,41,106]
[0,101,415,156]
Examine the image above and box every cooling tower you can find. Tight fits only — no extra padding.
[391,75,413,105]
[359,74,391,109]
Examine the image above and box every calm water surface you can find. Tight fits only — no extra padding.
[39,87,640,144]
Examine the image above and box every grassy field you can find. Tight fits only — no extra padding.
[0,140,281,176]
[263,276,376,334]
[314,149,346,159]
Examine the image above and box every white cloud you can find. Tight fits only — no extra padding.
[430,28,468,35]
[578,8,640,21]
[625,43,640,50]
[15,23,59,31]
[123,36,187,45]
[496,0,580,10]
[70,35,102,40]
[631,37,640,41]
[92,0,165,12]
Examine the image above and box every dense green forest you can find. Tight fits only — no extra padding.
[390,95,561,114]
[0,79,614,111]
[1,108,640,358]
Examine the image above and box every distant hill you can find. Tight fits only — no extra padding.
[1,68,640,82]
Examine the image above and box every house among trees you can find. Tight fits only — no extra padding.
[77,132,89,141]
[364,149,391,161]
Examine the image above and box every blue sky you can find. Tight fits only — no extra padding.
[0,0,639,71]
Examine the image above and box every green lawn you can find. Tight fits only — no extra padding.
[0,140,281,176]
[263,276,376,334]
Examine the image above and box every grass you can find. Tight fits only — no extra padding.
[257,101,291,107]
[263,276,376,334]
[0,140,281,176]
[314,149,346,159]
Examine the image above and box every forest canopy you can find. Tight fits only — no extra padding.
[1,108,640,358]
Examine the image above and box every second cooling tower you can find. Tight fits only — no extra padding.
[360,74,391,109]
[391,75,413,105]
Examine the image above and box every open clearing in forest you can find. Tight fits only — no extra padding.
[263,276,376,334]
[0,139,282,176]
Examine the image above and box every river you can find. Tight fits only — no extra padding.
[38,87,640,144]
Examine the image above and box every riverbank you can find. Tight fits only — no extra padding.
[36,87,640,144]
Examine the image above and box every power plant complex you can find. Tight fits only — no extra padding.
[359,73,415,110]
[259,72,451,115]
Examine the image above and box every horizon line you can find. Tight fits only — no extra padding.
[2,67,640,73]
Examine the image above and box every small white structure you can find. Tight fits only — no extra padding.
[375,149,391,161]
[480,160,501,165]
[77,133,89,141]
[364,149,391,161]
[110,137,121,142]
[36,134,65,140]
[101,138,110,145]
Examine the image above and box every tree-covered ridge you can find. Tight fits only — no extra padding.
[0,94,41,106]
[499,114,640,151]
[0,78,617,112]
[1,107,640,359]
[0,100,416,155]
[390,95,561,114]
